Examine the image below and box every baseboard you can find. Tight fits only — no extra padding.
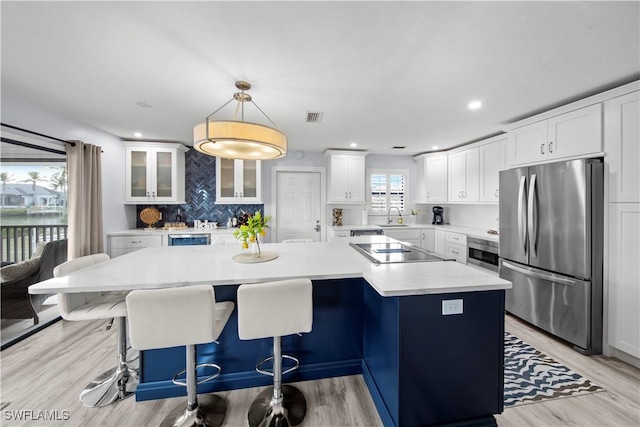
[135,358,362,401]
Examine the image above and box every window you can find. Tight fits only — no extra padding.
[368,169,408,213]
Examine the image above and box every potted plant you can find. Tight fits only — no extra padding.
[233,211,271,256]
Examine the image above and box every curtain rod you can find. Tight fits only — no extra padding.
[1,122,75,146]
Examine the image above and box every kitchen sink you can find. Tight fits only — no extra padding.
[380,224,407,227]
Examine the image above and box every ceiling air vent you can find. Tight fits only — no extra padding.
[306,111,324,123]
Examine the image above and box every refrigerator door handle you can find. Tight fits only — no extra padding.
[517,175,528,255]
[502,261,577,286]
[527,173,538,258]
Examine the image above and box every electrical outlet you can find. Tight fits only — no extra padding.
[442,299,463,315]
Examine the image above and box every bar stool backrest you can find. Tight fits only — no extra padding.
[237,278,312,340]
[126,285,223,350]
[53,253,111,320]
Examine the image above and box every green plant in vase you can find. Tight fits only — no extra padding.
[233,211,271,256]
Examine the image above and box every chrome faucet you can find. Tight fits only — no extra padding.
[387,206,402,224]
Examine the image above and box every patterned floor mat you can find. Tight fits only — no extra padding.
[504,332,604,407]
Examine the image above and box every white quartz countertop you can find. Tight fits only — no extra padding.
[31,236,510,297]
[328,223,499,242]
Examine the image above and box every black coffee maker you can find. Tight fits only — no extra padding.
[432,206,444,225]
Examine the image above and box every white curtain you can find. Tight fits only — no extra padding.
[67,141,103,258]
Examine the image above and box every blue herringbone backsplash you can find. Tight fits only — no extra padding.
[135,150,263,228]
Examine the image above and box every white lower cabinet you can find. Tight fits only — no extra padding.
[607,203,640,358]
[109,235,163,258]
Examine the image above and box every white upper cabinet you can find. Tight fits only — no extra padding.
[479,136,507,203]
[326,150,367,204]
[215,158,262,204]
[124,142,187,204]
[448,147,479,202]
[605,91,639,203]
[415,153,448,203]
[507,104,603,167]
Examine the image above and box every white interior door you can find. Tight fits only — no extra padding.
[276,171,321,242]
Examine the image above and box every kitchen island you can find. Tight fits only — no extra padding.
[30,237,511,427]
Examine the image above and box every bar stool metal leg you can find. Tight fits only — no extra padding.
[79,317,138,407]
[247,337,307,427]
[161,344,227,427]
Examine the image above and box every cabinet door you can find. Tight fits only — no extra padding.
[479,139,505,202]
[434,229,446,256]
[126,148,150,201]
[238,159,261,202]
[507,120,548,167]
[421,228,435,252]
[153,149,177,202]
[605,91,639,203]
[463,148,480,201]
[548,104,602,160]
[329,155,350,202]
[347,155,366,202]
[425,155,448,202]
[217,158,237,202]
[607,203,640,357]
[448,152,466,201]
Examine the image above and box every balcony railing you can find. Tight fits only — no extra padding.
[1,225,68,265]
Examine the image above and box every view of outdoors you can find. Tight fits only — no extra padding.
[1,164,68,222]
[1,163,68,263]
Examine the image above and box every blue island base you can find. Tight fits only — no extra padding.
[135,279,505,427]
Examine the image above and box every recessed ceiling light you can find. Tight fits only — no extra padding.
[468,100,483,110]
[134,132,143,138]
[432,146,439,150]
[350,142,358,147]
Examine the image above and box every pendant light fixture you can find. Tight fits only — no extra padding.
[193,81,287,160]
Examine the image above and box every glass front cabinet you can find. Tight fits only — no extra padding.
[215,158,262,204]
[124,142,188,204]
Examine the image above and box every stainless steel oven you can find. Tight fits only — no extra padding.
[467,237,499,272]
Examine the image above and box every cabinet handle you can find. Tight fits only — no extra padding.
[548,141,554,153]
[540,143,545,155]
[132,240,142,244]
[452,250,460,255]
[452,236,459,240]
[152,192,155,198]
[345,192,348,199]
[463,190,466,198]
[426,192,430,199]
[349,192,352,199]
[495,189,499,197]
[239,192,243,198]
[147,192,150,197]
[422,233,425,239]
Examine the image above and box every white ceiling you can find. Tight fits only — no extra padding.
[1,1,638,157]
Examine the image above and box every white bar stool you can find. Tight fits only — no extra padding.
[54,253,138,408]
[126,285,234,427]
[237,278,313,427]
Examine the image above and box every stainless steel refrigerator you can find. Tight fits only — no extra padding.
[499,158,603,354]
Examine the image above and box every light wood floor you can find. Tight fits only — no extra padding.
[1,314,638,427]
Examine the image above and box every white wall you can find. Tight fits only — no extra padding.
[1,90,131,241]
[416,203,500,231]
